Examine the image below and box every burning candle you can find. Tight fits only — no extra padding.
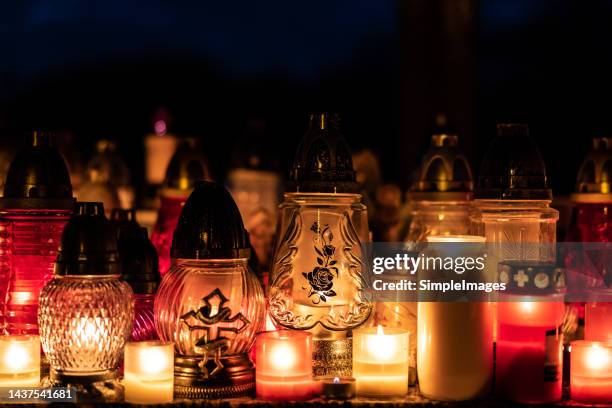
[570,341,612,403]
[124,341,174,404]
[353,325,409,397]
[255,331,313,401]
[321,376,356,399]
[0,335,40,387]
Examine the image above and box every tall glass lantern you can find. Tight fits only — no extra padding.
[154,181,265,398]
[151,138,210,275]
[111,209,160,341]
[38,202,133,395]
[470,124,561,404]
[0,132,75,335]
[268,113,372,377]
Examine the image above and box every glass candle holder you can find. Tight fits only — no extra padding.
[353,325,409,397]
[255,331,313,401]
[0,335,40,387]
[0,132,74,335]
[154,181,265,399]
[496,289,565,404]
[570,340,612,403]
[585,289,612,342]
[124,341,174,404]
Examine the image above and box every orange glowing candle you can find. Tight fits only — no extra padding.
[570,341,612,403]
[255,331,313,401]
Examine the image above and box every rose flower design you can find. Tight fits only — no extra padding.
[302,223,339,303]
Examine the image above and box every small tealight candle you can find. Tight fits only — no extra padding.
[321,376,356,399]
[124,341,174,404]
[353,325,409,397]
[0,335,40,387]
[570,341,612,403]
[256,331,313,401]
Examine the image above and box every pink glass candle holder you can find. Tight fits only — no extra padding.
[255,331,313,401]
[570,341,612,403]
[585,289,612,342]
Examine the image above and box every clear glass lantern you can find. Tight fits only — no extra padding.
[154,181,265,399]
[38,202,133,389]
[151,138,210,275]
[268,113,372,377]
[0,132,75,335]
[470,124,561,404]
[111,209,160,341]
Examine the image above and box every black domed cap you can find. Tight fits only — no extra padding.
[164,137,210,191]
[54,202,120,276]
[476,124,552,200]
[111,208,160,294]
[1,131,75,210]
[287,113,358,193]
[171,181,250,259]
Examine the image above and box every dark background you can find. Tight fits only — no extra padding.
[0,0,609,197]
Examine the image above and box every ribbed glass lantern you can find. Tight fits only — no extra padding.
[111,209,160,341]
[154,181,265,398]
[268,113,372,377]
[38,202,133,388]
[0,131,75,335]
[151,138,210,275]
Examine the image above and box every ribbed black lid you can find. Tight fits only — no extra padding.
[476,124,552,200]
[164,137,209,191]
[409,133,473,201]
[287,113,358,193]
[1,131,75,210]
[54,202,120,276]
[497,260,565,295]
[171,181,250,259]
[111,209,160,294]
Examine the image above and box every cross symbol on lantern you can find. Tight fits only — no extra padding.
[180,288,250,378]
[514,269,529,287]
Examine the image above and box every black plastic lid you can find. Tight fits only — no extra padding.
[171,181,251,259]
[409,133,473,201]
[476,124,552,200]
[497,260,565,295]
[111,208,160,294]
[1,131,75,210]
[54,202,120,276]
[287,113,359,193]
[164,137,209,191]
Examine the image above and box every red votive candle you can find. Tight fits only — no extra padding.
[255,331,313,401]
[570,340,612,403]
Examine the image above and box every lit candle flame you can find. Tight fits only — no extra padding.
[520,302,534,313]
[5,343,31,371]
[271,344,296,370]
[367,325,397,361]
[333,376,340,384]
[586,343,610,371]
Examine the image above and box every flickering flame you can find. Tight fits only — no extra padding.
[520,302,534,313]
[586,343,610,371]
[333,377,340,384]
[140,347,170,375]
[154,120,167,135]
[367,325,397,361]
[4,343,31,371]
[271,344,296,370]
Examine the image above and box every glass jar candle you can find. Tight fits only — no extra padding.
[269,113,372,377]
[0,132,74,335]
[124,341,174,404]
[417,235,493,401]
[0,335,40,387]
[112,209,161,341]
[151,138,209,275]
[155,181,265,398]
[38,202,133,386]
[570,340,612,403]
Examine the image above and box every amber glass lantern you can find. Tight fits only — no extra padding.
[154,181,265,398]
[269,113,372,377]
[151,138,210,275]
[0,131,75,335]
[38,202,133,391]
[111,209,160,341]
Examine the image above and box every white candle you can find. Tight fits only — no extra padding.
[124,341,174,404]
[353,325,409,397]
[0,335,40,387]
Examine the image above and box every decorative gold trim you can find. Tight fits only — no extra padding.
[312,338,352,377]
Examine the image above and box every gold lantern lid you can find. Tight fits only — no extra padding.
[571,137,612,203]
[408,133,473,202]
